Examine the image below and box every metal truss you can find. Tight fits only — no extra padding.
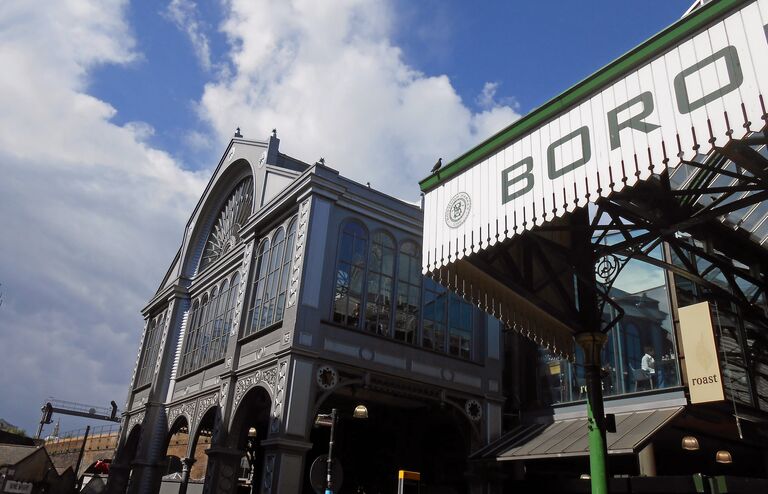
[473,129,768,335]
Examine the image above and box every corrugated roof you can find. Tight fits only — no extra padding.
[474,407,682,461]
[0,444,39,467]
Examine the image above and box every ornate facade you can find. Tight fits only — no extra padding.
[106,132,504,494]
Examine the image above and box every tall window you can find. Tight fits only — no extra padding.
[333,221,368,327]
[365,232,395,335]
[247,239,270,335]
[246,217,297,336]
[423,279,447,352]
[395,242,421,343]
[422,278,473,358]
[180,274,239,375]
[136,311,166,387]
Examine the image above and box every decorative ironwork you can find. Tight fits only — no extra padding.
[594,254,620,285]
[199,177,253,271]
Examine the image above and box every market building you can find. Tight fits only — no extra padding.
[106,131,505,494]
[420,0,768,492]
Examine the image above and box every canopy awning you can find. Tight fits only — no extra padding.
[472,407,683,461]
[420,0,768,355]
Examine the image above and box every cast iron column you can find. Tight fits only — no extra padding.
[576,332,609,494]
[178,457,195,494]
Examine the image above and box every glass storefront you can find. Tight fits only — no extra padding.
[537,247,680,405]
[536,235,768,410]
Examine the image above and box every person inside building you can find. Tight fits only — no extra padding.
[641,345,656,386]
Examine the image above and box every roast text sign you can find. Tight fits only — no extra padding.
[678,302,725,404]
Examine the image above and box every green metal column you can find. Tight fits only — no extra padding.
[576,332,609,494]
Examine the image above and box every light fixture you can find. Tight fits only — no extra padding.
[353,404,369,419]
[579,474,591,480]
[715,450,733,464]
[247,427,257,438]
[681,435,700,451]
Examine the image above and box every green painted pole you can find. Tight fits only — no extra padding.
[576,332,609,494]
[586,364,608,494]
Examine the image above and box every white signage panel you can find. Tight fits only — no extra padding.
[678,302,725,404]
[3,481,33,494]
[423,0,768,273]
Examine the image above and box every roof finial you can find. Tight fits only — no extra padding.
[272,128,277,138]
[315,157,325,166]
[234,127,243,138]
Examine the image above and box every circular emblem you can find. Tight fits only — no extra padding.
[445,192,471,228]
[316,365,338,390]
[465,399,482,422]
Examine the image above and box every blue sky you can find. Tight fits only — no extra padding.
[0,0,691,436]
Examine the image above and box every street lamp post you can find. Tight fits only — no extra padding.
[315,405,368,494]
[324,409,337,494]
[246,427,258,494]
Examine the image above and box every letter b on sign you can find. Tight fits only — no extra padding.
[501,157,534,204]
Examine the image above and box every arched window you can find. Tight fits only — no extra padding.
[223,273,241,343]
[136,311,165,388]
[199,287,218,366]
[262,228,286,328]
[395,242,421,343]
[209,280,228,363]
[246,239,270,336]
[182,293,209,374]
[333,221,368,327]
[365,232,395,335]
[180,300,200,376]
[199,177,253,272]
[180,277,239,375]
[275,219,297,322]
[246,216,297,336]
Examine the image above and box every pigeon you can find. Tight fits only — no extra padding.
[431,158,442,173]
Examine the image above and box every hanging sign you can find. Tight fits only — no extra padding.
[3,481,33,494]
[678,302,725,404]
[421,0,768,273]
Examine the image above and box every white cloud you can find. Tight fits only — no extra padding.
[163,0,214,71]
[198,0,521,200]
[0,0,206,433]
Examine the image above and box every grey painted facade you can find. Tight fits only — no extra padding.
[107,133,504,494]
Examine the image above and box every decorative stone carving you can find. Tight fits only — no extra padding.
[262,367,278,389]
[127,411,145,431]
[231,242,253,337]
[233,366,277,409]
[220,381,229,405]
[196,393,219,423]
[288,198,311,308]
[271,361,288,433]
[167,400,196,430]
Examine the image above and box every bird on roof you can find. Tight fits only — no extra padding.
[431,158,442,173]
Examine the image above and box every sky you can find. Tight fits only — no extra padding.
[0,0,692,436]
